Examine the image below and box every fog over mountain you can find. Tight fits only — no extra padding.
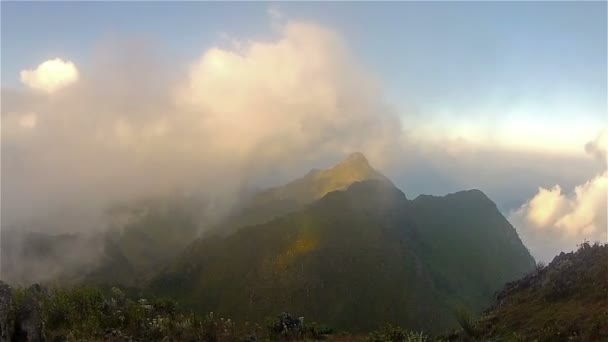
[1,4,605,282]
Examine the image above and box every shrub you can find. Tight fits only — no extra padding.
[368,324,428,342]
[267,312,305,340]
[455,308,477,338]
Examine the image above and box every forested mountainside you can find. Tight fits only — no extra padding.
[149,176,534,332]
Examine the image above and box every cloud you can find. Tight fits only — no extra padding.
[176,21,400,164]
[2,19,401,231]
[18,112,37,128]
[20,58,79,93]
[585,128,608,165]
[511,130,608,262]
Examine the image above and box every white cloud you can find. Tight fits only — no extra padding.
[176,21,400,164]
[511,129,608,262]
[20,58,79,93]
[585,128,608,164]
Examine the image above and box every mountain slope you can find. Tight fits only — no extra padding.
[411,190,536,311]
[452,242,608,341]
[149,165,535,333]
[150,180,449,332]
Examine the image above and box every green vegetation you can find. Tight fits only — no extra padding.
[368,324,429,342]
[453,308,476,339]
[39,286,263,341]
[2,234,604,342]
[2,283,387,341]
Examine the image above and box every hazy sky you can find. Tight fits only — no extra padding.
[1,2,606,262]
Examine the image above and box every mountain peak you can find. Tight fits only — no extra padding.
[341,152,370,166]
[318,152,390,191]
[446,189,495,207]
[330,152,376,175]
[231,153,392,228]
[240,152,393,218]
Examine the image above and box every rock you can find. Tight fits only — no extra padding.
[13,284,46,342]
[0,281,13,342]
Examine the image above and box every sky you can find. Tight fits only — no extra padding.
[2,2,606,154]
[1,1,606,262]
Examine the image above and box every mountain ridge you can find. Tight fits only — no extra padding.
[214,152,392,235]
[148,157,535,332]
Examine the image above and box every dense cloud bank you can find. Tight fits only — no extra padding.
[2,20,402,231]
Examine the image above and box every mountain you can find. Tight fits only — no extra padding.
[148,154,535,333]
[410,190,537,311]
[215,152,392,234]
[449,242,608,341]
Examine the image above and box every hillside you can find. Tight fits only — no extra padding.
[448,242,608,341]
[149,159,535,333]
[0,245,602,341]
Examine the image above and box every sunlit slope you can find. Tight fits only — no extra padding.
[216,152,392,233]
